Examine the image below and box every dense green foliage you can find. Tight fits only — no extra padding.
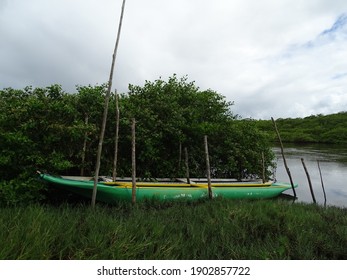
[256,112,347,144]
[1,199,346,259]
[0,75,274,205]
[120,76,274,179]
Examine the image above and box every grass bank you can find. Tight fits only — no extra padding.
[0,199,346,260]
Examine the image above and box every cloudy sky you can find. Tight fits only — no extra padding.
[1,0,346,119]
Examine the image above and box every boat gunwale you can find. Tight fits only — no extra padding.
[40,173,296,189]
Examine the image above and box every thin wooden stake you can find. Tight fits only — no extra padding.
[271,117,297,198]
[92,0,126,207]
[204,135,213,199]
[131,118,136,205]
[261,152,266,183]
[301,158,316,204]
[317,160,327,206]
[113,91,120,181]
[80,113,89,176]
[178,141,182,175]
[184,147,190,184]
[92,90,111,207]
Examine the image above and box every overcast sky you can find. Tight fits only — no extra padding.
[1,0,346,119]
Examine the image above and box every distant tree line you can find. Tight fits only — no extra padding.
[256,113,347,144]
[0,75,275,204]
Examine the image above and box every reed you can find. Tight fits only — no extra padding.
[0,199,346,260]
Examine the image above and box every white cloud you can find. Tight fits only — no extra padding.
[1,0,346,119]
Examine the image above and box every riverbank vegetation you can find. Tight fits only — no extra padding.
[1,76,346,260]
[0,75,274,205]
[1,199,346,260]
[256,112,347,144]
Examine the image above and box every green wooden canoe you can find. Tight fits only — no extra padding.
[39,173,297,204]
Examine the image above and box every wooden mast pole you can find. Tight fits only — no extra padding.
[184,147,190,184]
[271,117,297,198]
[80,113,89,176]
[113,91,120,181]
[317,160,327,206]
[204,135,213,199]
[92,0,127,207]
[131,118,136,204]
[301,158,316,204]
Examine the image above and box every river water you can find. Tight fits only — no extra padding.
[272,144,347,208]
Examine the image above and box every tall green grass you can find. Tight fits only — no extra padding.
[0,199,346,259]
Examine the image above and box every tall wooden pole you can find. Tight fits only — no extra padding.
[80,113,89,176]
[131,118,136,204]
[271,117,297,198]
[113,91,120,181]
[184,147,190,184]
[92,0,127,207]
[204,135,213,199]
[261,152,266,183]
[301,158,316,204]
[178,141,182,176]
[317,160,327,206]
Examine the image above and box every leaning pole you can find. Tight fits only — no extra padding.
[271,117,297,198]
[92,0,127,207]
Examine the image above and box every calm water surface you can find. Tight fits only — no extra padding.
[273,144,347,208]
